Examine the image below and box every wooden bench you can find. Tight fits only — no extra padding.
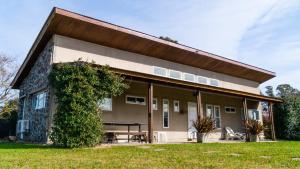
[105,132,147,143]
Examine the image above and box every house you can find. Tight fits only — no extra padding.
[11,7,282,143]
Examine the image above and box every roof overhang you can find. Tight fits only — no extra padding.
[112,68,282,103]
[11,7,276,89]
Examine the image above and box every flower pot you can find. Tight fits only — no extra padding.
[197,133,208,143]
[249,134,258,142]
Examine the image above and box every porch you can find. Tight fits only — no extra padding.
[101,80,277,143]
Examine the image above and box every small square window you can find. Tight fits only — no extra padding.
[225,106,236,113]
[198,76,207,84]
[210,79,219,86]
[183,73,195,82]
[169,70,182,80]
[173,100,180,112]
[99,97,112,111]
[153,67,168,77]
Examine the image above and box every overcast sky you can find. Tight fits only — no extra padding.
[1,0,300,91]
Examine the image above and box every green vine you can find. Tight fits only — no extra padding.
[49,61,128,147]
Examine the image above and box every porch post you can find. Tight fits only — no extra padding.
[269,102,276,141]
[196,90,203,119]
[148,82,153,143]
[243,98,250,142]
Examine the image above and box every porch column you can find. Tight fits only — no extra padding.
[148,82,153,143]
[196,90,204,119]
[269,102,276,141]
[243,98,250,142]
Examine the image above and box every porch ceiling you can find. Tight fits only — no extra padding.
[12,7,276,89]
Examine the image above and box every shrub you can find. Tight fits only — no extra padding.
[193,117,216,134]
[49,61,128,148]
[246,120,264,135]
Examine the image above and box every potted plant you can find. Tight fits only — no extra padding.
[193,117,216,143]
[245,119,264,142]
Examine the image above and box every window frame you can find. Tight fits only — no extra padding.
[225,106,236,113]
[153,66,168,77]
[214,105,221,129]
[169,69,182,80]
[183,73,195,82]
[162,99,169,128]
[206,104,221,129]
[197,76,208,84]
[34,91,47,110]
[173,100,180,112]
[99,96,113,111]
[206,104,213,118]
[125,95,146,105]
[209,79,219,86]
[248,109,260,120]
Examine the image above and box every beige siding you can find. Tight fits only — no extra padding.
[102,81,260,142]
[53,35,261,94]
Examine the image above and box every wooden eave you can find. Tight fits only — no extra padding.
[111,68,282,103]
[11,7,276,89]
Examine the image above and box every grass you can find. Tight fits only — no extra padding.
[0,142,300,169]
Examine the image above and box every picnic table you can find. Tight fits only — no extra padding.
[103,122,147,143]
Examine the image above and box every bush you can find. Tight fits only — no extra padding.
[0,98,18,137]
[245,120,264,135]
[49,61,128,148]
[193,117,216,134]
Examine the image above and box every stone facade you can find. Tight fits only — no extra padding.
[17,40,53,143]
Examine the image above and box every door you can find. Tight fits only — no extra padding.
[188,102,197,139]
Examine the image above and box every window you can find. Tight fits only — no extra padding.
[163,99,169,128]
[153,98,158,110]
[206,105,213,118]
[248,109,260,120]
[35,92,46,110]
[99,97,112,111]
[206,104,221,128]
[173,100,180,112]
[153,66,168,77]
[225,106,236,113]
[210,79,219,86]
[169,70,182,80]
[198,76,207,84]
[126,95,146,105]
[214,106,221,128]
[183,73,195,82]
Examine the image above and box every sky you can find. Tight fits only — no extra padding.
[1,0,300,92]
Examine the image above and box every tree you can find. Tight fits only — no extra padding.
[0,98,18,136]
[0,54,17,105]
[265,84,300,140]
[49,61,128,147]
[265,86,275,97]
[159,36,178,43]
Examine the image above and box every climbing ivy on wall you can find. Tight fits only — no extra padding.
[49,61,128,148]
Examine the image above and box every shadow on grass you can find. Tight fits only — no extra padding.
[0,142,66,149]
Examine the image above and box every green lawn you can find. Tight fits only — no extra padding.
[0,142,300,169]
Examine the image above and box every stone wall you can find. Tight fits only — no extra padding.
[17,40,53,143]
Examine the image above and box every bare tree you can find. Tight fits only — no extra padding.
[0,54,17,105]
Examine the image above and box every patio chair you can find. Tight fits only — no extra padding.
[104,132,118,143]
[224,127,245,140]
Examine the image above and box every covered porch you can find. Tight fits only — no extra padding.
[101,70,280,143]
